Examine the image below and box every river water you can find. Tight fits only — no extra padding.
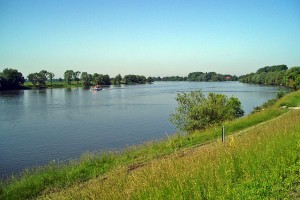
[0,81,285,178]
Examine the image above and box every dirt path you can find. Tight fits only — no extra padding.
[289,106,300,110]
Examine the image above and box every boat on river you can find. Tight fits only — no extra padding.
[90,85,102,91]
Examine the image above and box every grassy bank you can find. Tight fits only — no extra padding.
[0,90,299,199]
[43,109,300,199]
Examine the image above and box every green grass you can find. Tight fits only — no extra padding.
[23,81,83,89]
[42,109,300,199]
[1,90,299,200]
[276,90,300,107]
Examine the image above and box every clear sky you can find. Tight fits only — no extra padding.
[0,0,300,78]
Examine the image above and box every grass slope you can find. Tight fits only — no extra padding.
[42,109,300,199]
[1,90,299,199]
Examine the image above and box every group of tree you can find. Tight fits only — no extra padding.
[154,76,187,81]
[170,90,244,133]
[63,70,113,87]
[122,75,154,84]
[187,72,238,82]
[64,70,154,87]
[239,65,300,89]
[27,70,55,88]
[63,70,81,85]
[0,68,25,90]
[154,72,238,82]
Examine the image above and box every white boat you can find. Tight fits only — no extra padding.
[90,85,102,91]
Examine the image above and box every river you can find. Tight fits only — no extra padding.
[0,81,286,178]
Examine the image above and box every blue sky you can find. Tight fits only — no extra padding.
[0,0,299,78]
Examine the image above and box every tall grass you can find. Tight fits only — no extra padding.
[276,90,300,107]
[1,90,299,200]
[44,110,300,199]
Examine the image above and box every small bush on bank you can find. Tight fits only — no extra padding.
[170,91,244,133]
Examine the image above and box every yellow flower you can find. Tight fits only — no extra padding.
[229,135,235,148]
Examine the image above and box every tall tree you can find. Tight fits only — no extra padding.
[37,70,48,88]
[114,74,122,85]
[27,73,39,86]
[285,67,300,89]
[27,70,49,88]
[64,70,74,85]
[80,72,92,87]
[73,71,81,85]
[92,73,101,85]
[102,75,111,85]
[47,72,55,88]
[147,77,154,83]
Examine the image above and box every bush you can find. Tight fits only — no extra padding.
[170,91,244,133]
[277,90,285,99]
[251,99,277,113]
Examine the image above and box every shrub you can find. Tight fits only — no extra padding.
[170,91,244,133]
[277,89,285,99]
[251,99,277,113]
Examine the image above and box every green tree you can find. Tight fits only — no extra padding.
[47,72,55,88]
[0,68,25,90]
[27,73,39,86]
[64,70,74,85]
[80,72,92,87]
[170,91,244,133]
[102,74,111,85]
[37,70,48,88]
[285,67,300,89]
[147,76,154,83]
[114,74,122,85]
[27,70,49,88]
[92,73,101,85]
[123,75,147,84]
[73,71,81,85]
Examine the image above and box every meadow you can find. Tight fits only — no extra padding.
[23,81,82,88]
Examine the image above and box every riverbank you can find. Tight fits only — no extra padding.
[1,90,300,199]
[43,108,300,199]
[23,81,82,89]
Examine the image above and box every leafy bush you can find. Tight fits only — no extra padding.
[277,89,285,99]
[170,91,244,133]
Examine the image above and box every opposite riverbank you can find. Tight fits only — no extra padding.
[1,90,300,199]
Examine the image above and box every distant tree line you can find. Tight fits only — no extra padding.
[187,72,238,82]
[239,65,300,89]
[27,70,154,88]
[122,75,154,84]
[79,72,154,87]
[2,65,299,90]
[0,68,156,90]
[154,72,238,82]
[154,76,187,81]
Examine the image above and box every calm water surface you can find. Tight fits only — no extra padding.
[0,82,286,178]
